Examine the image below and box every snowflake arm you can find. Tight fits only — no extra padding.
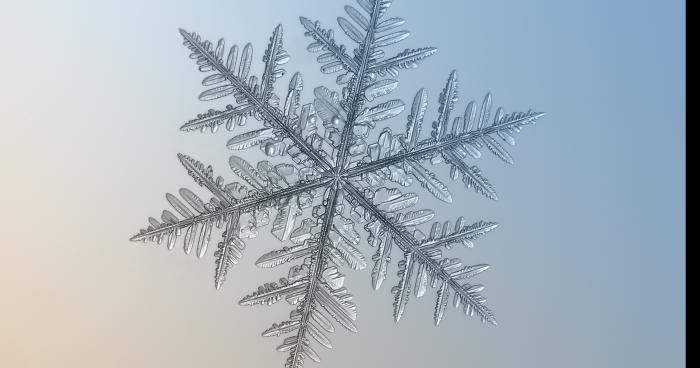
[344,92,545,180]
[341,181,497,325]
[179,28,335,172]
[334,0,390,169]
[239,184,360,368]
[286,183,344,368]
[130,157,331,248]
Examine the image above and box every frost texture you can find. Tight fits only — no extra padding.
[131,1,545,366]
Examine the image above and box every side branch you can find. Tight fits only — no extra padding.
[299,17,359,73]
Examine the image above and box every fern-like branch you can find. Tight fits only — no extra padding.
[131,175,332,242]
[345,109,544,178]
[287,181,344,368]
[179,28,334,172]
[342,180,497,325]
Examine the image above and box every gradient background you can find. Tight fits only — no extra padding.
[0,0,685,367]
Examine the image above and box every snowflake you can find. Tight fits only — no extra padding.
[130,1,544,366]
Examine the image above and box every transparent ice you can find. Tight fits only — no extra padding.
[131,1,544,366]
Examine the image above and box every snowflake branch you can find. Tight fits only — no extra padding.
[335,0,385,170]
[180,29,334,172]
[344,111,545,178]
[289,181,343,368]
[130,177,332,242]
[341,180,497,325]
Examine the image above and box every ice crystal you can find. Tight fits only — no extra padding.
[130,1,544,366]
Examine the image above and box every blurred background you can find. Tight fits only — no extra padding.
[0,0,685,367]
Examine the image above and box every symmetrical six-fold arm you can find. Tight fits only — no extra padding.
[131,1,544,367]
